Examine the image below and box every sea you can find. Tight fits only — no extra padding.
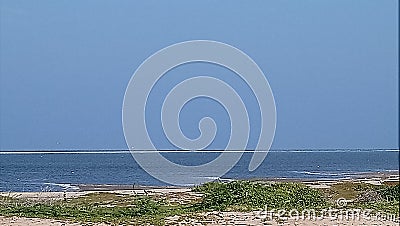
[0,150,398,192]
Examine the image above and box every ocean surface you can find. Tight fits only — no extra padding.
[0,150,398,192]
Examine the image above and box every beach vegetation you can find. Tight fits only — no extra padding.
[0,181,398,225]
[193,181,328,211]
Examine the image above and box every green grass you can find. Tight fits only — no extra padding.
[0,193,195,225]
[0,195,167,225]
[193,181,328,211]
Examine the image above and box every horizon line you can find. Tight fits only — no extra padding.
[0,149,398,154]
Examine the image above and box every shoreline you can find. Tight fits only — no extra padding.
[75,170,399,191]
[0,170,398,193]
[1,171,397,200]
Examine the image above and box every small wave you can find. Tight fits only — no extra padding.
[291,171,348,176]
[0,182,80,192]
[208,177,234,182]
[191,177,235,184]
[43,183,79,191]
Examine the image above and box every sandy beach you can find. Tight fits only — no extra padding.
[1,172,398,226]
[1,213,398,226]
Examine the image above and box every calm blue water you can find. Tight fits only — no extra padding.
[0,150,398,192]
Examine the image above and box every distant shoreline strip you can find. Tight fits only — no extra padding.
[0,149,399,154]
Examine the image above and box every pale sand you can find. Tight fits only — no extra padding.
[1,213,398,226]
[0,216,108,226]
[166,211,399,225]
[0,188,192,201]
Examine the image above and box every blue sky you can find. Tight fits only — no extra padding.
[0,0,398,150]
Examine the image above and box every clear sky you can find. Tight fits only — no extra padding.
[0,0,398,150]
